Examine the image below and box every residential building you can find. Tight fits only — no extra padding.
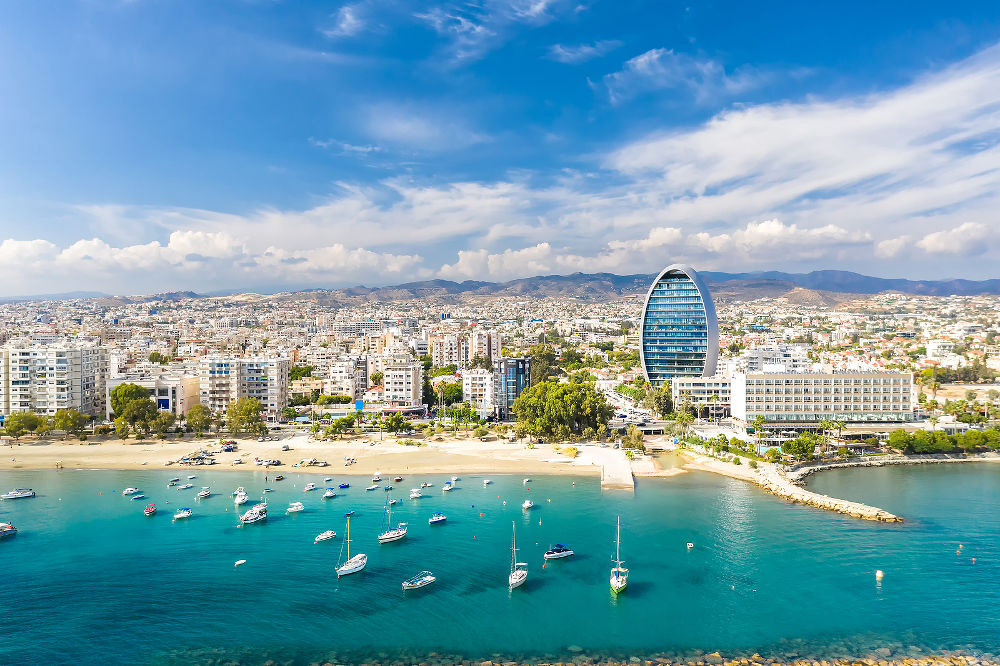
[495,357,530,421]
[0,344,108,419]
[640,264,719,387]
[432,334,469,368]
[327,358,364,399]
[470,328,502,362]
[105,370,200,419]
[670,375,732,418]
[198,356,290,417]
[462,368,495,416]
[382,358,423,409]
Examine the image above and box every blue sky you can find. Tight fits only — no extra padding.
[2,1,1000,295]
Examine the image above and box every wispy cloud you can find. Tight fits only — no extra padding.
[309,137,383,154]
[548,39,621,64]
[323,3,365,38]
[363,103,490,150]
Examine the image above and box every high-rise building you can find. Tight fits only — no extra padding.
[0,344,108,419]
[640,264,718,387]
[462,368,495,416]
[198,356,290,417]
[382,358,422,408]
[494,357,530,421]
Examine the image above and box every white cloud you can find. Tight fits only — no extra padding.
[364,103,489,150]
[548,40,621,64]
[875,236,910,259]
[323,4,365,38]
[916,223,991,255]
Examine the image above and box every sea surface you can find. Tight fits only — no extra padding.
[2,462,999,665]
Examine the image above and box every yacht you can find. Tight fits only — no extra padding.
[286,501,305,513]
[371,473,381,483]
[178,483,193,490]
[121,487,140,497]
[365,484,379,491]
[338,483,350,489]
[231,487,246,496]
[240,498,268,524]
[483,479,492,486]
[323,488,337,499]
[0,522,17,538]
[409,489,423,499]
[336,514,367,577]
[522,499,534,510]
[196,487,211,499]
[610,515,628,595]
[509,522,527,590]
[143,503,157,517]
[442,482,453,492]
[544,544,574,559]
[2,488,36,500]
[304,483,317,492]
[377,494,408,543]
[401,571,436,591]
[428,512,447,525]
[173,507,193,520]
[130,493,146,500]
[420,482,432,488]
[234,491,249,505]
[314,530,337,543]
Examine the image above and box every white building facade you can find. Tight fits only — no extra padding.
[198,356,290,417]
[0,344,108,419]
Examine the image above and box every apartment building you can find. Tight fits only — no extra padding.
[671,375,732,417]
[0,344,108,419]
[327,358,365,399]
[494,357,530,421]
[432,334,469,368]
[469,329,501,362]
[462,368,495,415]
[381,358,422,409]
[731,371,913,425]
[199,356,290,416]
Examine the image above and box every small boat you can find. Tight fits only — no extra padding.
[483,479,492,486]
[522,499,534,510]
[338,483,350,489]
[401,571,436,591]
[234,559,246,567]
[274,475,285,481]
[610,515,628,594]
[384,485,393,491]
[337,514,367,577]
[509,522,527,590]
[167,481,177,487]
[286,502,305,513]
[263,488,274,493]
[314,530,337,543]
[371,474,381,482]
[366,485,379,491]
[522,478,531,485]
[429,512,446,525]
[323,488,337,499]
[409,489,423,499]
[388,498,398,505]
[442,482,453,492]
[2,488,36,500]
[240,498,268,524]
[121,487,140,497]
[325,477,332,482]
[393,476,403,483]
[420,482,431,488]
[451,476,460,482]
[187,475,196,480]
[143,503,157,516]
[231,487,246,496]
[196,487,211,499]
[168,478,180,483]
[173,507,193,520]
[304,483,317,492]
[178,483,193,490]
[130,494,146,500]
[344,510,354,517]
[234,491,249,506]
[0,522,18,538]
[378,494,408,543]
[544,544,574,559]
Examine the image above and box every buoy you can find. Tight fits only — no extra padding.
[687,542,694,549]
[972,558,976,564]
[503,501,506,506]
[956,549,961,555]
[875,569,884,581]
[547,498,551,502]
[480,512,483,517]
[235,559,246,567]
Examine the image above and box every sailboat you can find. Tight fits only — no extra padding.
[508,521,528,590]
[610,515,628,594]
[377,493,407,543]
[337,514,367,576]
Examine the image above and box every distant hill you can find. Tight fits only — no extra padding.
[699,270,1000,296]
[0,290,110,304]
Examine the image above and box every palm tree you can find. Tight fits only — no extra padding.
[818,419,833,454]
[834,420,846,449]
[708,393,720,424]
[751,414,766,456]
[929,415,939,431]
[675,411,693,440]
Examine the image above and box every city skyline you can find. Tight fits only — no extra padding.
[2,2,1000,294]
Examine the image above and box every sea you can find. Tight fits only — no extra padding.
[2,460,999,665]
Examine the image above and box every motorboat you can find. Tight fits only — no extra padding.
[187,475,196,479]
[168,478,180,483]
[428,512,446,525]
[173,507,193,520]
[366,485,379,491]
[130,494,146,500]
[167,480,177,487]
[344,510,354,516]
[323,488,337,499]
[336,514,367,577]
[522,499,534,510]
[509,522,527,590]
[419,482,431,488]
[274,475,285,481]
[483,479,492,486]
[325,477,333,482]
[393,476,403,483]
[304,483,317,492]
[1,488,35,500]
[231,487,246,496]
[383,485,393,491]
[286,502,305,513]
[121,488,140,497]
[401,571,436,590]
[143,503,157,516]
[234,491,249,505]
[314,530,337,543]
[442,482,453,492]
[451,476,460,482]
[196,487,211,499]
[522,478,531,485]
[610,515,628,594]
[338,482,350,489]
[263,488,274,493]
[388,498,398,505]
[377,494,408,543]
[178,483,193,490]
[409,489,423,499]
[240,498,268,524]
[544,544,574,559]
[0,522,16,538]
[371,474,382,482]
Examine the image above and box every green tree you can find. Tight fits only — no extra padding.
[34,415,54,438]
[316,394,353,405]
[123,399,159,437]
[370,371,384,387]
[643,383,672,418]
[110,383,151,417]
[384,411,408,434]
[622,425,646,452]
[186,404,212,436]
[750,414,766,455]
[512,379,613,439]
[441,382,463,405]
[469,355,492,370]
[114,416,130,439]
[281,407,298,420]
[290,365,314,381]
[527,344,559,385]
[53,408,88,437]
[675,410,694,439]
[151,412,176,438]
[3,411,39,440]
[227,397,265,436]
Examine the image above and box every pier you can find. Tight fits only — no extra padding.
[757,464,901,522]
[600,449,635,490]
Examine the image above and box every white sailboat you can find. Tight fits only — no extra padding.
[336,514,367,577]
[610,515,628,594]
[508,521,528,590]
[377,493,407,543]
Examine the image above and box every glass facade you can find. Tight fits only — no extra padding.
[640,265,718,388]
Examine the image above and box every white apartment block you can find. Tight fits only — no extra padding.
[926,340,956,359]
[432,334,468,368]
[105,370,200,420]
[462,368,495,413]
[327,359,364,399]
[671,375,731,416]
[469,329,502,362]
[0,344,108,418]
[731,371,914,425]
[199,356,290,416]
[382,359,422,409]
[739,344,812,373]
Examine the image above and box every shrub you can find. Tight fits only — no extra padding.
[563,446,578,458]
[732,456,741,465]
[748,459,757,469]
[473,426,488,437]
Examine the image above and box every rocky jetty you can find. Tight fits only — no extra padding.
[755,464,902,522]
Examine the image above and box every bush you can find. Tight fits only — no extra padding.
[473,426,488,437]
[563,446,578,458]
[78,434,88,441]
[732,456,741,465]
[748,459,757,469]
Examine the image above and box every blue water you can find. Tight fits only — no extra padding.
[2,464,999,665]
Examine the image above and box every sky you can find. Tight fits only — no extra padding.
[2,1,1000,295]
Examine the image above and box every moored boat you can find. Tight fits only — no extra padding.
[323,488,337,499]
[1,488,35,500]
[196,487,211,499]
[401,571,436,591]
[442,482,453,492]
[610,515,628,594]
[377,493,407,543]
[366,484,379,491]
[409,489,423,499]
[130,493,146,500]
[509,521,527,590]
[314,530,337,543]
[178,483,193,490]
[522,499,534,510]
[428,512,446,524]
[393,476,403,483]
[143,503,157,516]
[336,514,367,577]
[121,487,140,497]
[338,483,350,489]
[234,491,249,505]
[304,483,317,492]
[286,501,304,513]
[0,522,17,538]
[240,498,268,524]
[483,479,492,486]
[173,507,193,520]
[544,544,574,559]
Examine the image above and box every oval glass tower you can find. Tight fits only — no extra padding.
[639,264,719,388]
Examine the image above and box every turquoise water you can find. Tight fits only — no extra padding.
[2,465,999,665]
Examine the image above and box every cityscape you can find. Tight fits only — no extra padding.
[3,2,1000,666]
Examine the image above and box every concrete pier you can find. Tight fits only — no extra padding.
[600,450,635,490]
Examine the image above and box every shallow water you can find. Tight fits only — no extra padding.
[2,464,998,664]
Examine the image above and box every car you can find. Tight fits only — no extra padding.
[257,437,264,442]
